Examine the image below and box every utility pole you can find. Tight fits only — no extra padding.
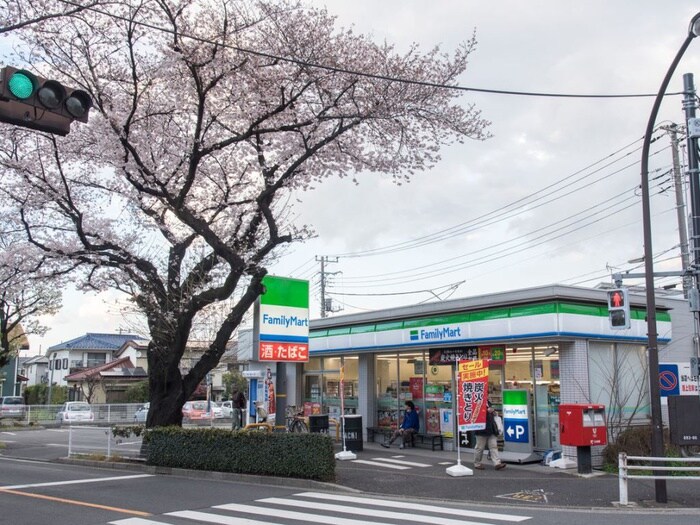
[315,256,340,318]
[662,124,692,298]
[683,73,700,359]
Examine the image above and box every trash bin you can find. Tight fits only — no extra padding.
[309,414,329,433]
[342,414,363,452]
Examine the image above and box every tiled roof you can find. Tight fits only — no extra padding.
[47,333,141,353]
[64,356,137,380]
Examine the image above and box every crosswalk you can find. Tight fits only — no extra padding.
[110,491,531,525]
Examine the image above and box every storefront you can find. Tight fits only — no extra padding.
[296,284,687,457]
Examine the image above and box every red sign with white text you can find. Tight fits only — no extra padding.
[258,342,309,362]
[457,359,489,431]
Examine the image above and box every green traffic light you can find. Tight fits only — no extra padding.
[7,70,37,100]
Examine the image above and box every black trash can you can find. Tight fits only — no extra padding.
[342,414,363,452]
[308,414,329,433]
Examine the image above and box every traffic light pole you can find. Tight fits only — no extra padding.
[638,12,700,504]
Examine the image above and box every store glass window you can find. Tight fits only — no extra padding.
[503,346,560,450]
[588,342,649,428]
[424,361,453,437]
[302,356,358,418]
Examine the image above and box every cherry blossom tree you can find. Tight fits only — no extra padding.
[0,235,62,367]
[0,0,490,427]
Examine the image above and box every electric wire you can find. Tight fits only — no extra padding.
[52,0,686,100]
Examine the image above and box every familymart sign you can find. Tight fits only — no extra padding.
[257,275,310,362]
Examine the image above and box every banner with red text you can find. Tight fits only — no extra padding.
[457,358,489,432]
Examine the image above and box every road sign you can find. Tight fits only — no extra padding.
[504,419,529,443]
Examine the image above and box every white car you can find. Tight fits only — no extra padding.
[133,402,150,423]
[220,401,233,418]
[207,401,224,419]
[56,401,94,423]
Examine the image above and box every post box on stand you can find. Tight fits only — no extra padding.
[559,404,607,474]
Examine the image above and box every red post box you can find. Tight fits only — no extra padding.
[559,403,607,446]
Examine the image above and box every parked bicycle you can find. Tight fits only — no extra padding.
[285,405,309,433]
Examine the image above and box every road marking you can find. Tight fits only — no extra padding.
[0,488,151,516]
[1,432,17,436]
[295,492,531,522]
[215,503,396,525]
[350,459,411,469]
[109,518,169,525]
[370,457,432,467]
[1,473,153,490]
[168,510,286,524]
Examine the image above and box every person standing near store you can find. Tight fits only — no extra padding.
[474,401,506,470]
[381,400,420,449]
[231,387,246,430]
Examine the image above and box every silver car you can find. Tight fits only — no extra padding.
[56,401,94,423]
[133,402,150,423]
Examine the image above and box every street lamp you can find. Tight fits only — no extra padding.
[640,11,700,504]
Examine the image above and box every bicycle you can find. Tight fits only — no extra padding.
[285,405,309,433]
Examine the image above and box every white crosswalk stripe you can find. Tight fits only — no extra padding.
[110,490,532,525]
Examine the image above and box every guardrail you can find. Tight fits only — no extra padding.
[618,452,700,505]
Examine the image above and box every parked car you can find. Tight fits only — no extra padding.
[220,400,233,418]
[182,400,209,422]
[0,396,26,420]
[208,401,224,419]
[133,402,150,423]
[56,401,95,424]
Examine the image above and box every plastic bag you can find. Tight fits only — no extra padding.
[494,414,504,435]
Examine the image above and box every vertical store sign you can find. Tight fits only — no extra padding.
[257,275,310,362]
[456,359,489,432]
[502,389,530,444]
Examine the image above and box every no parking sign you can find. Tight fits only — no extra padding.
[658,364,680,397]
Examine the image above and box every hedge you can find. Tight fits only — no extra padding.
[146,427,336,482]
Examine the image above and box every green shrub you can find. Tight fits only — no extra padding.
[146,427,335,482]
[602,425,691,474]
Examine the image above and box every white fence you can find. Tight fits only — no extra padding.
[67,425,147,460]
[618,452,700,505]
[2,403,148,425]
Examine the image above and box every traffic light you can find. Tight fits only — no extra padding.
[0,66,92,135]
[607,288,630,329]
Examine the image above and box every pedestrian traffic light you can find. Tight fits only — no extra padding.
[607,288,630,329]
[0,66,92,135]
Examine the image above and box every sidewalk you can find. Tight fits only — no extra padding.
[333,442,700,510]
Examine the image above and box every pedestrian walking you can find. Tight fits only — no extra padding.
[474,401,506,471]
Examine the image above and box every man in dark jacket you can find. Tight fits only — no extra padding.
[474,401,506,470]
[231,388,246,430]
[381,400,420,449]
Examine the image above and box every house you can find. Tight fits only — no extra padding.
[45,332,142,389]
[22,354,49,387]
[64,356,148,403]
[0,326,30,397]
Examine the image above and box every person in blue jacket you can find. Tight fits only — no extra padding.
[382,400,420,449]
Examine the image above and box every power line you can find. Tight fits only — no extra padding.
[53,0,685,100]
[329,132,669,259]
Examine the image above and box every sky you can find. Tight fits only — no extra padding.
[18,1,700,354]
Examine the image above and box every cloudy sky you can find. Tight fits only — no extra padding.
[23,1,700,352]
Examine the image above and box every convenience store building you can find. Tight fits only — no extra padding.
[293,284,692,457]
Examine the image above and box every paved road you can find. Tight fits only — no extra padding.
[2,427,699,514]
[1,455,699,525]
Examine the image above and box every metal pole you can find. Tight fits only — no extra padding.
[640,12,700,503]
[619,453,629,506]
[681,74,700,360]
[663,124,692,297]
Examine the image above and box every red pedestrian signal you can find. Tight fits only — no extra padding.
[607,288,630,330]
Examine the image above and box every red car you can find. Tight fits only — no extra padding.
[182,400,209,423]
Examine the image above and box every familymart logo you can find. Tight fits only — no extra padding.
[410,326,462,341]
